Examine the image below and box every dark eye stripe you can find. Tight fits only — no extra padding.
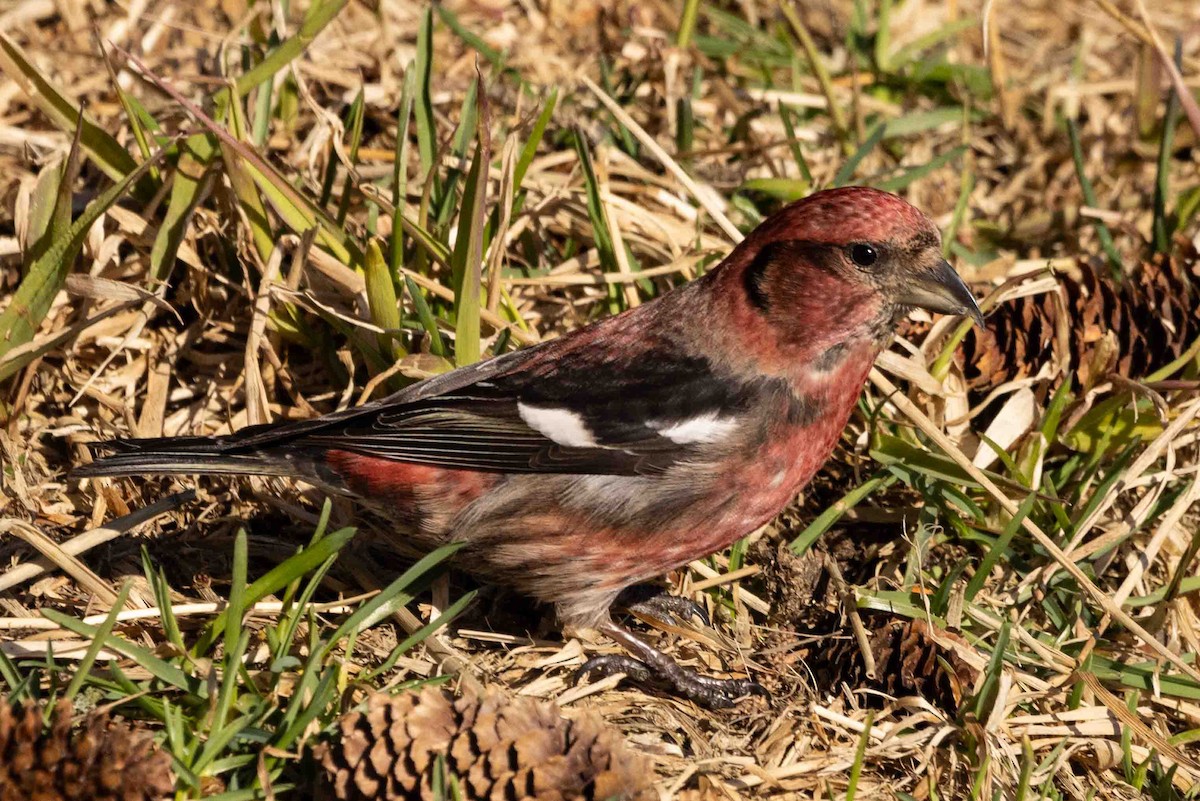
[742,247,772,311]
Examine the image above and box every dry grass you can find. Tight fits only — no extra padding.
[1,0,1199,798]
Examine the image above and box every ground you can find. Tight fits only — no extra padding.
[1,0,1199,798]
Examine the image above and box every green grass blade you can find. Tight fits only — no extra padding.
[1152,40,1183,254]
[118,47,359,266]
[273,555,340,665]
[845,710,874,801]
[363,590,478,681]
[222,530,249,683]
[875,145,967,192]
[478,88,557,248]
[790,473,895,554]
[271,664,339,751]
[365,239,404,360]
[220,87,276,264]
[677,0,702,48]
[451,96,490,367]
[0,143,166,377]
[27,109,85,268]
[887,18,976,67]
[435,79,480,229]
[39,608,203,695]
[234,0,350,95]
[572,131,618,274]
[99,41,158,180]
[452,157,485,367]
[404,275,447,357]
[414,7,436,176]
[142,549,186,653]
[943,168,974,258]
[742,177,811,202]
[778,102,814,185]
[63,581,133,700]
[1066,118,1122,276]
[191,708,253,777]
[391,65,417,275]
[318,541,466,660]
[245,526,357,607]
[781,4,850,149]
[0,32,147,191]
[973,619,1011,720]
[871,434,1036,496]
[150,133,216,283]
[873,0,893,70]
[335,87,366,226]
[21,158,65,266]
[250,57,275,149]
[833,121,885,187]
[882,107,977,139]
[965,493,1037,602]
[436,5,505,69]
[514,90,557,189]
[0,649,22,695]
[195,526,357,653]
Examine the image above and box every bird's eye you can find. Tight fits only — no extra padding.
[849,243,878,268]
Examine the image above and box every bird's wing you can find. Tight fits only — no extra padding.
[252,338,769,476]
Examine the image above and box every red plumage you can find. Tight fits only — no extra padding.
[78,187,982,707]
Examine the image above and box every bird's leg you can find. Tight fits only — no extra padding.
[616,584,711,628]
[576,620,768,709]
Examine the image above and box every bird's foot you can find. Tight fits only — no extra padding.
[617,585,711,628]
[576,653,768,709]
[574,621,769,709]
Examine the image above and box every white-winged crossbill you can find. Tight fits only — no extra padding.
[78,186,982,706]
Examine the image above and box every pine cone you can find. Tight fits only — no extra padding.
[315,687,655,801]
[961,248,1199,394]
[805,618,978,713]
[0,697,174,801]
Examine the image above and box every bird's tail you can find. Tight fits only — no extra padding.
[73,430,296,479]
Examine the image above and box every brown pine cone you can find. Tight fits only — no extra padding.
[805,617,978,713]
[961,247,1199,394]
[0,697,174,801]
[314,686,655,801]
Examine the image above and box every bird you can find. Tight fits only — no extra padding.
[76,186,983,707]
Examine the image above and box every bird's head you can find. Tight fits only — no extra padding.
[725,187,983,352]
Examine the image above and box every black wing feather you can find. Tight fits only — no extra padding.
[281,339,769,475]
[79,330,784,479]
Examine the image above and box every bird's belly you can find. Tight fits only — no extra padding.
[447,431,837,625]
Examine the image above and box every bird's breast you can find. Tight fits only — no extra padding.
[723,349,876,531]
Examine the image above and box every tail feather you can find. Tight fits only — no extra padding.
[74,434,295,479]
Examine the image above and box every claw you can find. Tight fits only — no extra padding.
[617,585,711,628]
[630,595,711,628]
